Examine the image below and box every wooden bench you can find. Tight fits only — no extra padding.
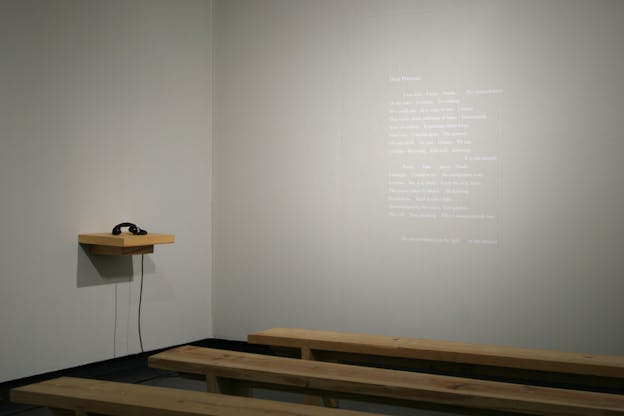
[149,345,624,416]
[10,376,377,416]
[248,328,624,393]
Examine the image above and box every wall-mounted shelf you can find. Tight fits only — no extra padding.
[79,233,175,256]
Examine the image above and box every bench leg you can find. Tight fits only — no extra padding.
[206,374,220,393]
[301,347,339,408]
[205,375,252,397]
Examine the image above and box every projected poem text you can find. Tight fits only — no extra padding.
[387,75,502,245]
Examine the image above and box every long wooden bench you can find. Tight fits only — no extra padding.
[149,345,624,416]
[248,328,624,393]
[10,376,377,416]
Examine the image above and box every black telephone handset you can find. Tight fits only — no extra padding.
[112,222,148,236]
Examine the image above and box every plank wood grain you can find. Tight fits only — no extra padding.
[78,233,174,247]
[11,377,376,416]
[149,346,624,416]
[248,328,624,378]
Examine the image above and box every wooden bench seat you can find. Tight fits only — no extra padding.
[248,328,624,392]
[149,345,624,416]
[10,377,377,416]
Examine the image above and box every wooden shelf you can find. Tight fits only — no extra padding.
[79,233,174,256]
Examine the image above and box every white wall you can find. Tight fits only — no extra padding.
[213,0,624,354]
[2,0,623,383]
[0,0,213,382]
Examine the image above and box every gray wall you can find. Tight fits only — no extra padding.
[213,0,624,354]
[0,0,213,382]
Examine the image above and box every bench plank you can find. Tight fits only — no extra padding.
[248,328,624,382]
[10,377,377,416]
[149,346,624,416]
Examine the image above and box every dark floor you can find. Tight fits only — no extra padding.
[0,339,453,416]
